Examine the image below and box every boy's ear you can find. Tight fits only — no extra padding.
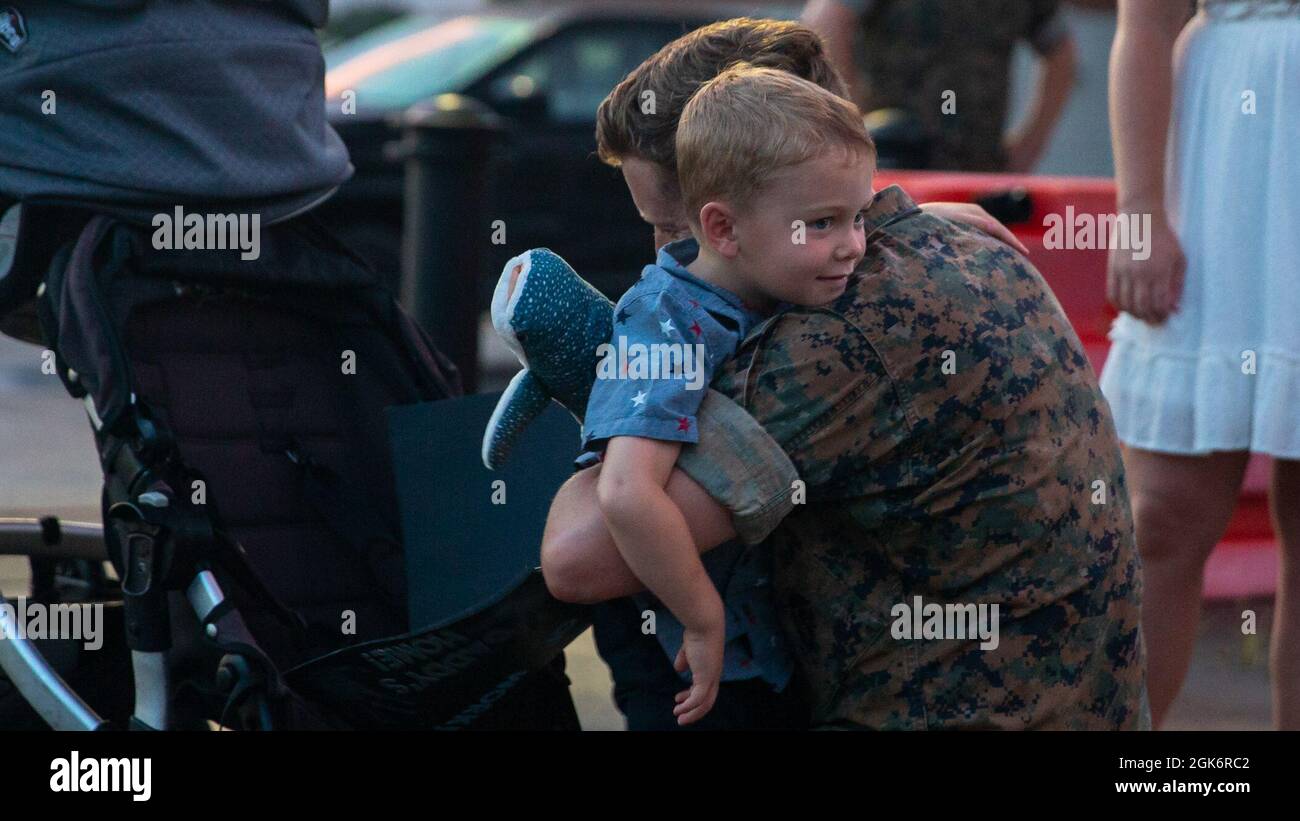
[698,201,739,258]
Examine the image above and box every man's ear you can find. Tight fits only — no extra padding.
[697,201,739,258]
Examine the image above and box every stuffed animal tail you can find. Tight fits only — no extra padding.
[482,368,554,469]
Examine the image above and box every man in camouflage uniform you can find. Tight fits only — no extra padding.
[546,15,1143,729]
[803,0,1078,171]
[699,185,1146,728]
[546,184,1149,729]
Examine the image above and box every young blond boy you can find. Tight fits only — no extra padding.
[574,64,875,724]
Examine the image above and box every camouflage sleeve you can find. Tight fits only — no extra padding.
[677,310,905,544]
[735,310,905,492]
[675,389,801,546]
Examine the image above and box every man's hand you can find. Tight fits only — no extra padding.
[672,603,725,726]
[1003,128,1049,175]
[919,201,1030,255]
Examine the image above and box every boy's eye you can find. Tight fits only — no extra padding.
[811,217,833,230]
[854,211,867,226]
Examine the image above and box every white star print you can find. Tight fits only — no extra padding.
[659,318,675,335]
[631,390,648,408]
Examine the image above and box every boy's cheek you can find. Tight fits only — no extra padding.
[796,235,830,257]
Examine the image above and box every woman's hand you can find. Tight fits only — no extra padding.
[1106,1,1188,325]
[919,201,1030,255]
[1106,210,1185,324]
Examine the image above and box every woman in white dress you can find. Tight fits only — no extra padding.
[1102,0,1300,728]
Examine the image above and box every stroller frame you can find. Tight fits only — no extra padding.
[0,516,268,730]
[0,517,114,730]
[1,204,587,731]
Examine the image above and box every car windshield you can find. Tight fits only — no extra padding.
[325,14,536,110]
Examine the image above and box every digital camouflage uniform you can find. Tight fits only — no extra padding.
[841,0,1070,171]
[676,186,1148,729]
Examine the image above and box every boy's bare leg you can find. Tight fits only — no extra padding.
[540,463,736,604]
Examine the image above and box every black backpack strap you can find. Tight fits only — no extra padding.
[34,243,88,401]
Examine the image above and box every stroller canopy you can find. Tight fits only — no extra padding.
[0,0,351,225]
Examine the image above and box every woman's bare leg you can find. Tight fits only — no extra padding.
[1123,446,1250,728]
[1268,457,1300,729]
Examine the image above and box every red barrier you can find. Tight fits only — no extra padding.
[878,170,1276,600]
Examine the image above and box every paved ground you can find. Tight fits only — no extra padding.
[0,330,1279,730]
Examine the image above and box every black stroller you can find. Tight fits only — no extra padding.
[0,0,589,731]
[0,198,589,730]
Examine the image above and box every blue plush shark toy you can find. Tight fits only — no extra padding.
[482,248,615,469]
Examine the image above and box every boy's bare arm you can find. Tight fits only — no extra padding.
[592,436,724,630]
[541,388,797,604]
[596,436,724,724]
[540,460,735,604]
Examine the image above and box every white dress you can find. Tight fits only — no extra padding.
[1099,0,1300,457]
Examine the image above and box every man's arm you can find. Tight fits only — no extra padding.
[542,310,887,604]
[541,457,735,604]
[540,387,792,604]
[802,0,869,108]
[1004,0,1078,175]
[1004,35,1077,172]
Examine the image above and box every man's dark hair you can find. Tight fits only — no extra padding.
[595,18,850,176]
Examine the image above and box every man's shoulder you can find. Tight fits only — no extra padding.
[858,206,1044,317]
[736,305,877,373]
[882,203,1011,255]
[716,305,901,471]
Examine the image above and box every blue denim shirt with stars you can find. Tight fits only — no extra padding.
[579,236,794,692]
[581,237,763,450]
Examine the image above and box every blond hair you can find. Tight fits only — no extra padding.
[676,63,874,225]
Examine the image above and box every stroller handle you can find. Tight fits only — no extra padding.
[0,517,109,560]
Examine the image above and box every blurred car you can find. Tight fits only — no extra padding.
[317,0,798,297]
